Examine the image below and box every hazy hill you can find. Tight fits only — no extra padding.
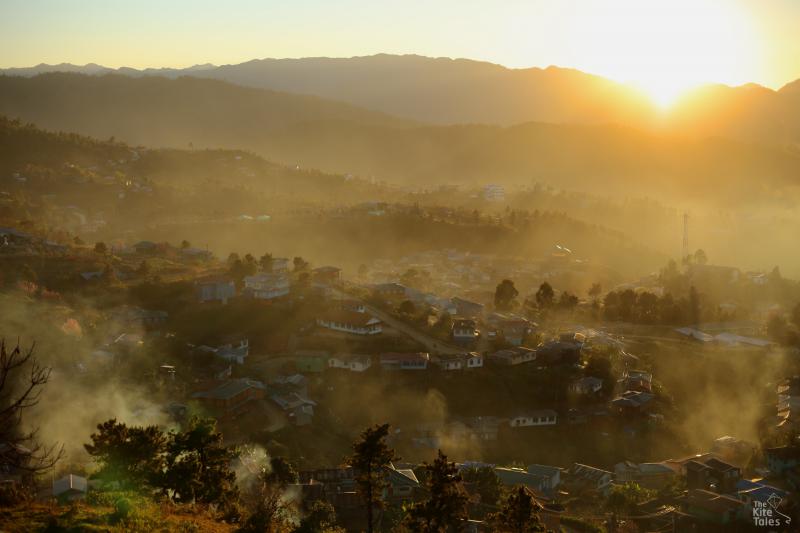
[2,73,800,205]
[0,72,412,142]
[4,54,800,147]
[0,55,653,127]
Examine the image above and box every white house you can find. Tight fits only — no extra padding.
[509,409,557,428]
[380,352,430,370]
[328,353,372,372]
[244,272,290,300]
[317,310,382,335]
[433,353,465,371]
[269,257,290,273]
[465,352,484,369]
[432,352,483,370]
[489,347,536,366]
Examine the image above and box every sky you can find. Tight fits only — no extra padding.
[1,0,799,105]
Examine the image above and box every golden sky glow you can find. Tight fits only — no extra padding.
[0,0,797,109]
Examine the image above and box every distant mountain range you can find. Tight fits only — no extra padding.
[2,72,798,206]
[3,54,800,146]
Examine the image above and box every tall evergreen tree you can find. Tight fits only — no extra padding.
[348,424,396,533]
[405,450,468,533]
[487,486,545,533]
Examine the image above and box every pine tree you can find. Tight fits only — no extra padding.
[348,424,396,533]
[405,450,468,533]
[487,486,545,533]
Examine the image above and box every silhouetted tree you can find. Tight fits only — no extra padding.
[588,283,602,300]
[405,450,468,532]
[181,239,191,249]
[259,253,274,272]
[163,417,239,511]
[534,282,554,310]
[0,341,63,478]
[348,424,396,533]
[461,466,501,515]
[495,279,519,311]
[487,486,545,532]
[94,241,107,254]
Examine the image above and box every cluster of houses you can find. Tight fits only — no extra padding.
[195,258,342,304]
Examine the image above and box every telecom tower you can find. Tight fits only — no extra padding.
[682,212,689,260]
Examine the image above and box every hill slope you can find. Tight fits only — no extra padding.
[2,73,800,206]
[5,54,800,147]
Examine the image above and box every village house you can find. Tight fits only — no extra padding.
[568,463,614,496]
[380,352,430,370]
[570,376,604,395]
[313,266,341,285]
[269,373,309,396]
[620,369,653,392]
[765,445,800,476]
[195,337,250,365]
[526,464,562,495]
[683,489,743,526]
[192,378,266,415]
[451,319,478,345]
[339,299,366,313]
[489,347,536,366]
[509,409,558,428]
[328,353,372,372]
[372,282,408,299]
[316,310,382,335]
[243,272,290,300]
[735,479,789,509]
[611,390,655,415]
[268,257,290,273]
[711,436,755,466]
[450,297,484,318]
[180,247,214,261]
[494,467,554,495]
[498,318,534,346]
[431,352,483,371]
[270,391,316,426]
[537,335,583,365]
[684,457,741,494]
[614,461,676,490]
[195,276,236,304]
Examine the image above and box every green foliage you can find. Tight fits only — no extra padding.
[404,450,468,533]
[163,417,240,510]
[604,482,655,514]
[84,419,167,490]
[293,500,344,533]
[487,486,545,533]
[559,515,603,533]
[85,417,239,517]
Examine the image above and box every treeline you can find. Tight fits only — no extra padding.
[602,288,700,325]
[71,421,548,532]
